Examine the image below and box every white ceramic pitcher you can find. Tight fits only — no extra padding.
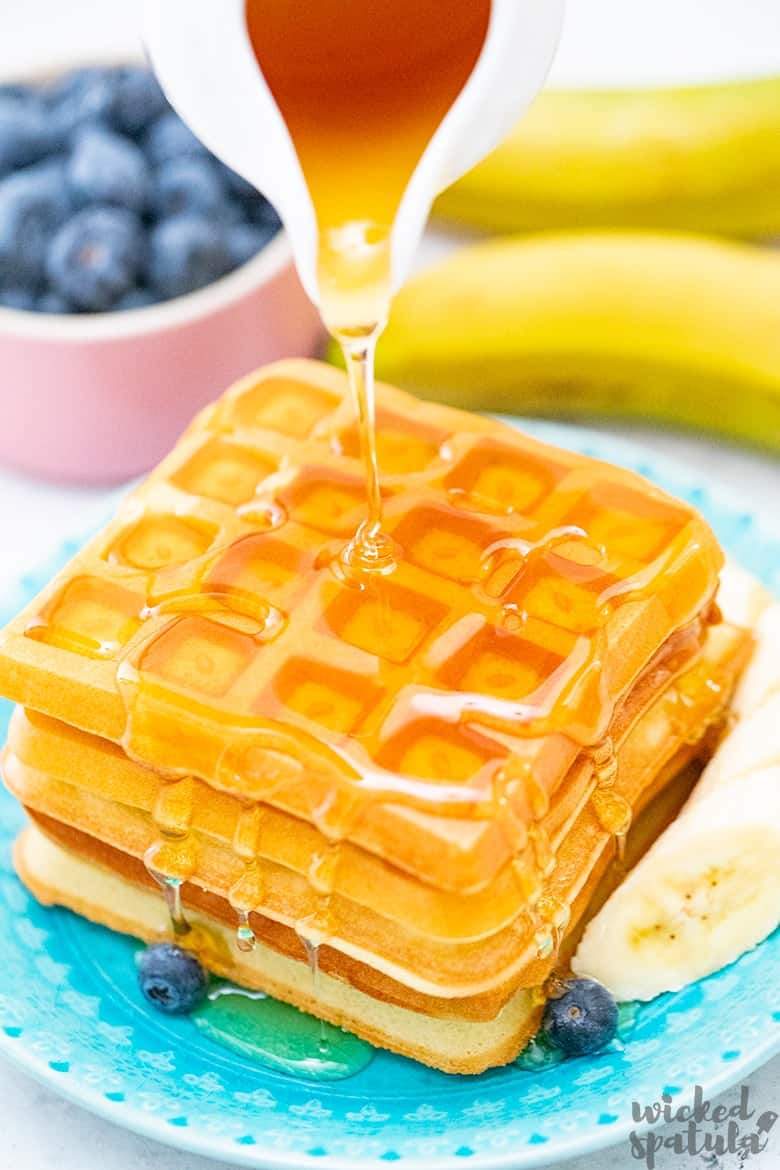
[143,0,565,305]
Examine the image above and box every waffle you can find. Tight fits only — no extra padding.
[11,602,748,1072]
[13,746,696,1073]
[0,363,722,864]
[15,825,542,1075]
[0,359,738,1072]
[2,614,749,1007]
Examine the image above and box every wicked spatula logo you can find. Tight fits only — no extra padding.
[629,1085,777,1167]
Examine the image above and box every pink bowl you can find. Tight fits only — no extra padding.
[0,233,324,483]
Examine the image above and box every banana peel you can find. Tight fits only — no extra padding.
[362,231,780,454]
[435,77,780,239]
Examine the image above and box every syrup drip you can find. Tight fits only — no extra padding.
[298,934,331,1057]
[308,839,342,901]
[235,909,256,953]
[498,773,566,964]
[407,629,607,749]
[236,497,288,533]
[143,589,286,640]
[512,854,543,908]
[490,763,529,857]
[532,892,571,961]
[496,758,562,958]
[144,776,198,936]
[336,327,396,577]
[143,864,190,936]
[525,770,551,821]
[591,737,615,780]
[480,526,595,587]
[590,736,633,848]
[229,804,267,953]
[296,839,343,1058]
[528,823,556,880]
[533,925,555,962]
[501,607,524,635]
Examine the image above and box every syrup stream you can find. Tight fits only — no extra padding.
[335,324,396,576]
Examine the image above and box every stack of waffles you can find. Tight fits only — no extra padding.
[0,361,753,1073]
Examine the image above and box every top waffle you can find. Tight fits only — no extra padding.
[0,361,723,890]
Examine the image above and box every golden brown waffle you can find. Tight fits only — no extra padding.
[0,361,723,903]
[12,603,746,1074]
[3,614,751,1005]
[15,825,542,1075]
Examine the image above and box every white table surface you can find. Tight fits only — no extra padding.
[1,1,779,1167]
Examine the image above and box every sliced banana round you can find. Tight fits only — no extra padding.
[572,767,780,1002]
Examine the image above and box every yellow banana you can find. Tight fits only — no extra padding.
[368,232,780,453]
[435,78,780,238]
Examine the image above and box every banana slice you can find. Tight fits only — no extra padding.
[693,692,780,796]
[733,603,780,717]
[692,602,780,799]
[717,562,773,631]
[572,768,780,1001]
[572,572,780,1001]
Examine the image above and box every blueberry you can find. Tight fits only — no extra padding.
[67,126,150,213]
[47,65,110,106]
[36,290,72,313]
[46,206,146,311]
[0,95,53,176]
[0,160,72,286]
[0,286,37,310]
[225,221,276,268]
[541,978,618,1058]
[113,286,157,311]
[137,942,208,1015]
[218,160,257,202]
[143,111,207,165]
[147,214,230,300]
[0,83,34,102]
[245,194,282,231]
[108,66,168,136]
[151,156,229,222]
[46,66,116,143]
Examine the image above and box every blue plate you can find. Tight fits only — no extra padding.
[0,421,778,1170]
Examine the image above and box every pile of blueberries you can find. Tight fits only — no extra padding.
[0,65,281,314]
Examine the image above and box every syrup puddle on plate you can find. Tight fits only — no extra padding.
[189,978,638,1081]
[192,983,374,1081]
